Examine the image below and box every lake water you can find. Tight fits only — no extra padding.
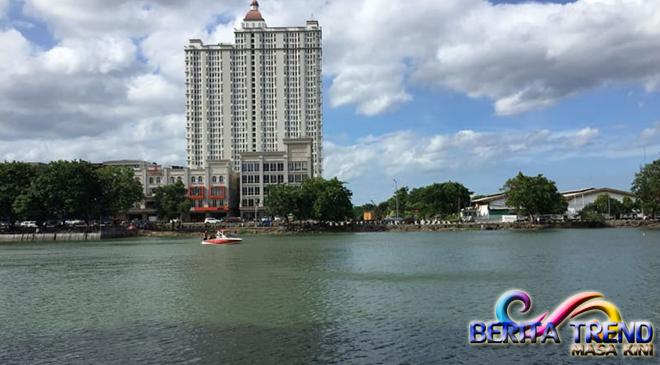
[0,229,658,364]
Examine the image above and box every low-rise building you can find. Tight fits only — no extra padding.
[470,193,511,222]
[103,159,239,221]
[469,187,636,222]
[563,187,636,218]
[239,138,314,219]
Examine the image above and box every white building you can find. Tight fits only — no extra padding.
[185,1,323,178]
[103,160,240,221]
[563,188,636,218]
[239,138,313,219]
[469,187,636,222]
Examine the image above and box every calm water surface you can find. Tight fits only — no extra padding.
[0,229,658,364]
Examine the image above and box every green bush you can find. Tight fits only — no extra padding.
[580,210,605,223]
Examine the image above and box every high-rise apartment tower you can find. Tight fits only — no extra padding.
[185,1,323,177]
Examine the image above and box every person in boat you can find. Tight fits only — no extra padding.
[203,230,209,240]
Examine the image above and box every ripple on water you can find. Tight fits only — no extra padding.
[0,230,659,364]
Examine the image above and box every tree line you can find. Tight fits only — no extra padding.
[2,157,660,224]
[0,160,143,222]
[264,177,353,222]
[353,182,472,221]
[351,157,660,222]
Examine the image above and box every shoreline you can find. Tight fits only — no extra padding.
[136,219,660,237]
[2,220,657,242]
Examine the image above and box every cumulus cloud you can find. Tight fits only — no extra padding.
[0,114,186,165]
[1,0,659,166]
[324,127,605,181]
[637,121,660,146]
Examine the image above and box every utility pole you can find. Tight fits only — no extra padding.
[644,146,647,166]
[608,196,611,220]
[255,198,259,221]
[393,179,399,218]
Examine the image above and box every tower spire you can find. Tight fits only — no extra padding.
[244,0,264,21]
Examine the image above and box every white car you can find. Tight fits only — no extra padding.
[20,221,38,228]
[204,218,221,224]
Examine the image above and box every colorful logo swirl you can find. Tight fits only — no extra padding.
[495,290,622,338]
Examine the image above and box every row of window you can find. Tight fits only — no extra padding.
[242,175,260,184]
[242,186,261,196]
[242,162,260,172]
[288,161,308,172]
[191,199,225,208]
[190,176,225,184]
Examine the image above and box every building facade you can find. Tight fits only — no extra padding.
[239,139,313,219]
[103,160,240,221]
[185,1,323,178]
[468,187,637,222]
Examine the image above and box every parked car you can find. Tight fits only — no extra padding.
[65,219,85,226]
[259,218,273,227]
[204,217,221,224]
[20,221,38,228]
[0,220,11,229]
[222,217,242,224]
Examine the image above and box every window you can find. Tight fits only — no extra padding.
[170,177,175,184]
[191,176,196,184]
[156,177,161,184]
[212,176,217,183]
[198,176,204,184]
[177,177,182,182]
[211,187,225,197]
[149,177,154,184]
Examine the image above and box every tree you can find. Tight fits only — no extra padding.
[264,184,300,218]
[33,160,104,220]
[502,172,568,220]
[154,181,191,221]
[263,177,354,222]
[387,187,409,217]
[376,201,390,220]
[581,194,624,219]
[311,177,353,222]
[632,159,660,218]
[97,166,144,217]
[0,162,36,220]
[13,190,46,221]
[622,196,636,215]
[409,182,472,219]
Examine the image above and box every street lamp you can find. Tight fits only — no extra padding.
[393,179,399,218]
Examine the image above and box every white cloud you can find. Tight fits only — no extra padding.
[127,74,179,106]
[39,36,137,75]
[1,0,660,169]
[0,114,186,165]
[637,121,660,146]
[324,127,604,181]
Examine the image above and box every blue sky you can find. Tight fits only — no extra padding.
[324,83,660,201]
[1,0,659,204]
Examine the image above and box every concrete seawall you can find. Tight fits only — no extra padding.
[0,228,132,242]
[0,232,102,242]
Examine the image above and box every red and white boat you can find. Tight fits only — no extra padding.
[202,230,243,245]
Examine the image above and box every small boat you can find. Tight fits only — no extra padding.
[202,229,243,245]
